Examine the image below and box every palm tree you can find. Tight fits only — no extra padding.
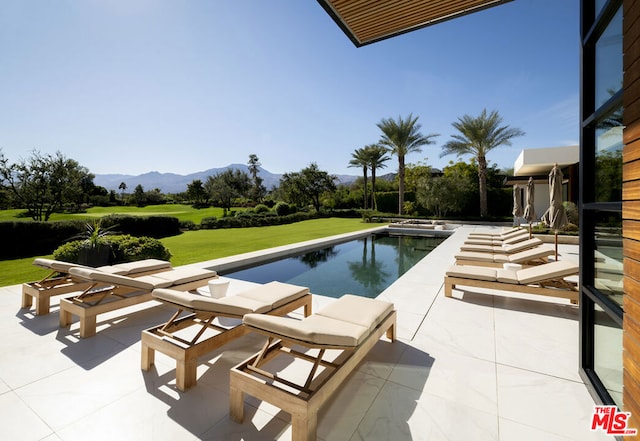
[377,114,439,215]
[349,147,370,209]
[440,109,524,217]
[363,144,390,211]
[118,182,127,204]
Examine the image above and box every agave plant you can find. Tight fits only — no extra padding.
[72,219,118,248]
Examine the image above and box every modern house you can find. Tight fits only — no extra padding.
[317,0,639,430]
[506,145,580,223]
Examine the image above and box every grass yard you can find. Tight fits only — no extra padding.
[0,218,379,287]
[0,204,230,224]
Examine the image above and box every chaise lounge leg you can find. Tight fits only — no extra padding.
[141,343,155,371]
[229,386,244,423]
[444,279,453,297]
[176,358,197,391]
[386,322,396,342]
[21,292,33,309]
[35,296,50,316]
[59,309,72,327]
[79,315,97,338]
[292,411,317,441]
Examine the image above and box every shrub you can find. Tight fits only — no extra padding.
[564,201,579,226]
[274,202,291,216]
[53,234,171,264]
[110,235,172,262]
[179,219,197,230]
[200,216,218,229]
[253,204,271,214]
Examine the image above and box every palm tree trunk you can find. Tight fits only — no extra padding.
[398,155,405,215]
[363,167,369,210]
[371,167,377,211]
[478,155,488,217]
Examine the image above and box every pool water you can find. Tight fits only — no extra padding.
[222,234,444,298]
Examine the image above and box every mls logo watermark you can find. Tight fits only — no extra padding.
[591,406,638,436]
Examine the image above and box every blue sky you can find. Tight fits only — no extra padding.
[0,0,579,178]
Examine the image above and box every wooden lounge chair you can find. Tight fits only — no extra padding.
[444,260,579,304]
[459,237,543,254]
[141,281,312,391]
[455,245,555,267]
[21,258,172,315]
[59,266,217,338]
[463,230,529,246]
[230,295,396,441]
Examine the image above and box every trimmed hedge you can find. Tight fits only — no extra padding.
[99,215,180,238]
[200,211,320,229]
[0,220,86,260]
[0,215,181,260]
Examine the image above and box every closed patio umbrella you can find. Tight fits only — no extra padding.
[541,164,568,259]
[523,177,536,239]
[512,185,523,227]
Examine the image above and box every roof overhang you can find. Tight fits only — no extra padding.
[317,0,514,47]
[513,146,579,177]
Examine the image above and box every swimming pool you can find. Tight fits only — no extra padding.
[222,233,444,298]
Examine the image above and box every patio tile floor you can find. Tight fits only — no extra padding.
[0,226,609,440]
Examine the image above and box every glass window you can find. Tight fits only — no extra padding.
[595,106,623,202]
[595,8,622,107]
[595,0,607,18]
[594,212,623,308]
[594,303,623,407]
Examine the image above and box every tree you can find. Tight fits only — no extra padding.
[247,154,266,202]
[186,179,208,206]
[280,163,337,211]
[132,184,147,207]
[0,150,94,221]
[440,109,524,217]
[417,164,474,218]
[118,182,127,203]
[348,147,370,209]
[403,160,432,193]
[205,168,250,216]
[365,144,391,211]
[377,114,439,215]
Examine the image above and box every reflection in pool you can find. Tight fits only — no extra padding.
[222,234,444,298]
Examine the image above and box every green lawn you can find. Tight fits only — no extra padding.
[0,218,379,287]
[0,204,230,224]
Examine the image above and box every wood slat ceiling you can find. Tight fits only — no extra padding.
[317,0,513,47]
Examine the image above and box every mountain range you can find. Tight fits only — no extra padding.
[93,164,362,194]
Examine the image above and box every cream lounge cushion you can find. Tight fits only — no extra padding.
[446,260,578,285]
[468,228,523,239]
[446,265,498,281]
[464,230,529,245]
[100,259,171,275]
[34,258,171,276]
[514,260,578,284]
[456,246,554,264]
[492,246,554,263]
[153,289,273,315]
[234,281,310,308]
[152,281,309,316]
[145,267,217,285]
[243,294,394,347]
[244,314,368,347]
[33,258,92,273]
[455,251,495,262]
[460,238,542,254]
[68,266,216,290]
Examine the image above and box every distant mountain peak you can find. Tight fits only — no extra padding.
[94,164,358,193]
